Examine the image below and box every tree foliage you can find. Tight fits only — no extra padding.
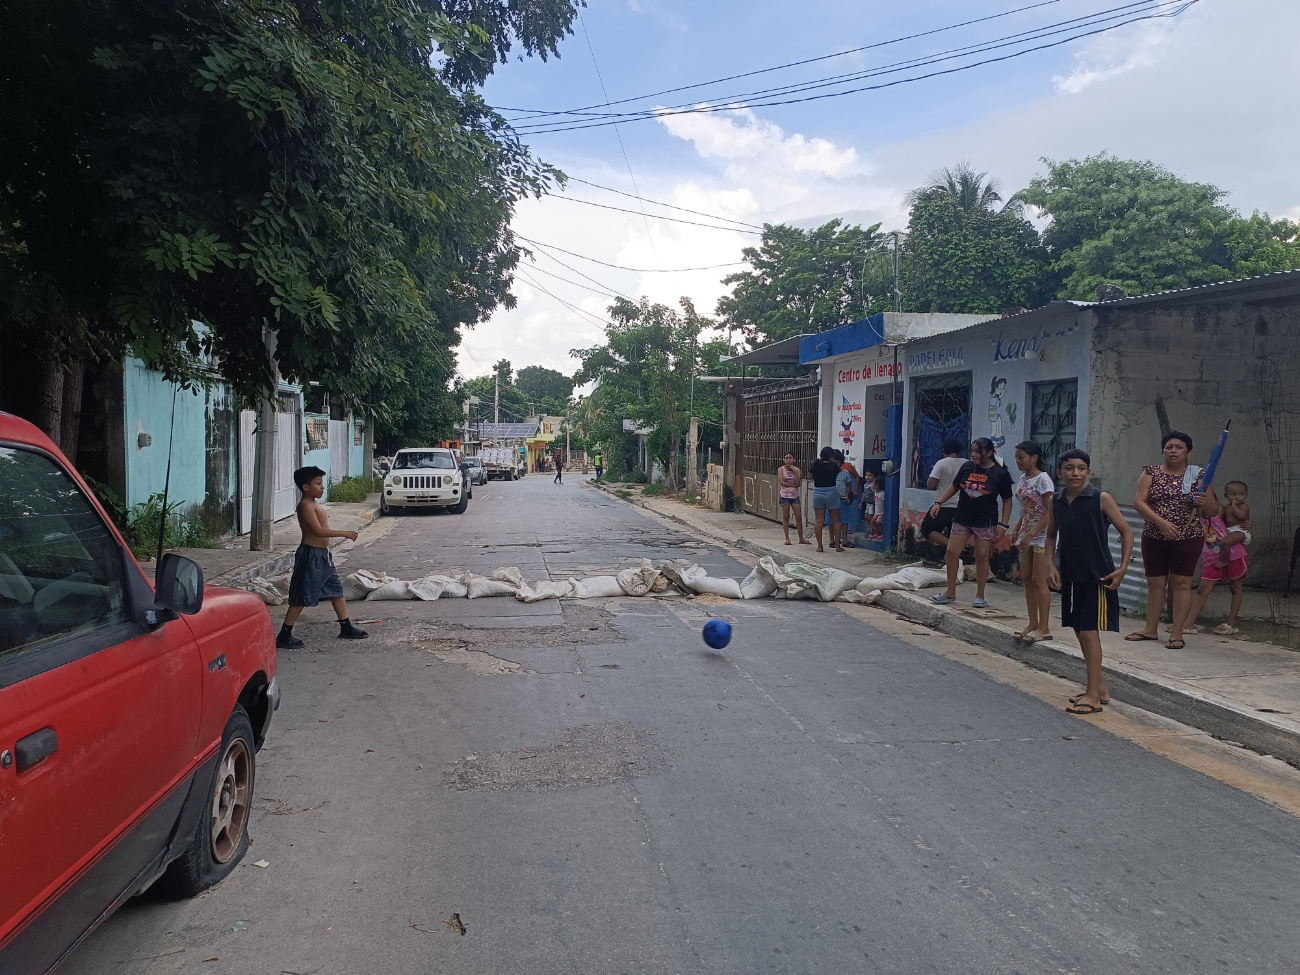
[0,0,578,426]
[716,220,886,345]
[516,364,573,406]
[900,162,1051,314]
[461,359,529,423]
[574,298,726,490]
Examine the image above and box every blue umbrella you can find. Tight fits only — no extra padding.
[1197,419,1231,494]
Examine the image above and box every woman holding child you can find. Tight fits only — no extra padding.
[1129,431,1220,650]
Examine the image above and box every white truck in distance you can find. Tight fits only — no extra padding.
[479,446,524,481]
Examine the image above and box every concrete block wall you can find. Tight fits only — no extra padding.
[1087,299,1298,583]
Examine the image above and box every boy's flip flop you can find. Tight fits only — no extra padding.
[931,593,955,604]
[1065,703,1104,715]
[1124,633,1159,641]
[972,598,989,609]
[1070,693,1110,705]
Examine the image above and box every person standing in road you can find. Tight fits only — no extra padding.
[809,447,843,553]
[929,438,1013,608]
[554,453,563,484]
[778,451,811,546]
[594,452,603,480]
[1129,430,1217,650]
[1046,449,1134,714]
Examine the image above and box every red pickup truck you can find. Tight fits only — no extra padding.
[0,411,280,973]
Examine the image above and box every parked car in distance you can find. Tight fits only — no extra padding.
[463,456,488,485]
[0,411,280,975]
[380,447,471,515]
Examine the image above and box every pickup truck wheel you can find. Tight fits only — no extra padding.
[449,491,469,514]
[157,707,256,898]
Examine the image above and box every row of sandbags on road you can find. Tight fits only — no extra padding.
[309,558,974,605]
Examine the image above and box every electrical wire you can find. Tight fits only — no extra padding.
[524,262,630,300]
[513,2,1196,135]
[524,242,636,299]
[516,236,746,273]
[514,0,1160,127]
[562,177,765,230]
[545,195,766,233]
[496,0,1068,118]
[516,269,617,329]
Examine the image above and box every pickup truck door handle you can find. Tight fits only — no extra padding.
[14,728,57,772]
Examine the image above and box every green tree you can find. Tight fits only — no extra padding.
[517,364,574,406]
[901,162,1051,314]
[1022,154,1235,299]
[716,220,885,345]
[1206,212,1300,278]
[461,362,529,423]
[574,297,725,491]
[0,0,580,451]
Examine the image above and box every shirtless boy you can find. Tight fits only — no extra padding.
[277,466,369,649]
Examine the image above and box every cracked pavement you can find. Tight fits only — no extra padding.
[64,474,1300,975]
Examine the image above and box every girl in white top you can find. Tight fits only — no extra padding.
[1012,440,1055,643]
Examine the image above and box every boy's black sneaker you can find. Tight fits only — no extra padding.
[337,619,368,640]
[276,631,305,649]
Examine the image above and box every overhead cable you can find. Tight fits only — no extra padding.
[563,177,765,230]
[517,236,746,273]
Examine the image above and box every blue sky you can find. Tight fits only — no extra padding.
[459,0,1299,379]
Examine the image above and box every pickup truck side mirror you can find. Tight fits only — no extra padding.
[155,553,205,615]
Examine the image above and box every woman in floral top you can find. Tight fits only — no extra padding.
[1129,430,1219,649]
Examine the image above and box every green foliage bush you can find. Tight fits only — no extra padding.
[641,483,664,496]
[328,476,378,503]
[127,493,215,557]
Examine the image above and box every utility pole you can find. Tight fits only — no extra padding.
[251,326,279,551]
[494,375,499,425]
[686,416,699,497]
[891,231,901,313]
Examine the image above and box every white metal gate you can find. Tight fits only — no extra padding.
[328,419,349,489]
[239,411,256,533]
[273,410,300,521]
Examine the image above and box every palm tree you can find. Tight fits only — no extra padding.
[909,161,1022,225]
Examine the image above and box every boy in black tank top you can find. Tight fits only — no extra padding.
[1046,449,1134,714]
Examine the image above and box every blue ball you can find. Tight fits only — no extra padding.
[702,618,732,649]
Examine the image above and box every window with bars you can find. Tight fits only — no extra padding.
[1029,378,1078,478]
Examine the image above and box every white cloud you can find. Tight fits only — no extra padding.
[1052,18,1177,94]
[659,105,858,177]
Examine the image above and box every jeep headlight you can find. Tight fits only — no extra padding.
[390,474,402,488]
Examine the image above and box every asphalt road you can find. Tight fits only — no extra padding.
[66,473,1300,975]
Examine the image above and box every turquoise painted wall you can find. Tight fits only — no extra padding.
[123,357,208,513]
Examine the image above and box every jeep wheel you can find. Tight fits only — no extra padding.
[449,490,469,514]
[157,707,256,898]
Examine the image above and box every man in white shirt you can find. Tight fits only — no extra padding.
[921,438,967,547]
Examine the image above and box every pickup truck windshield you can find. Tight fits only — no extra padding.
[392,452,455,470]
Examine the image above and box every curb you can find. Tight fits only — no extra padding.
[590,480,1300,767]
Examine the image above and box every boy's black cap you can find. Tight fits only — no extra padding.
[294,465,327,490]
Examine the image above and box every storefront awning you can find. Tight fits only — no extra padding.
[799,316,886,364]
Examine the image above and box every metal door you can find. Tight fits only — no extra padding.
[328,420,349,490]
[272,411,299,521]
[238,411,256,534]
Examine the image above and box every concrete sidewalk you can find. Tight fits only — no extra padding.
[592,480,1300,767]
[149,497,381,586]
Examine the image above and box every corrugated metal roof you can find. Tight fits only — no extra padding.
[1073,268,1300,308]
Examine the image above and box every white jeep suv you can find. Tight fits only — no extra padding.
[380,447,470,515]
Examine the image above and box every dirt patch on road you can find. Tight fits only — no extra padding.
[409,639,532,675]
[443,722,673,793]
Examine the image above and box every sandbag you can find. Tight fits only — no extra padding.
[838,588,881,605]
[516,579,577,602]
[854,564,949,593]
[239,577,287,606]
[467,576,520,599]
[366,579,413,600]
[572,575,625,599]
[617,559,662,596]
[783,562,862,602]
[659,562,744,599]
[739,559,779,599]
[343,569,396,601]
[406,577,445,601]
[490,567,525,589]
[421,574,468,598]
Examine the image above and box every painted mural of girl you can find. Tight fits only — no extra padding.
[989,377,1008,448]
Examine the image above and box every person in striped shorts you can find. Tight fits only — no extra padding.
[1046,449,1134,715]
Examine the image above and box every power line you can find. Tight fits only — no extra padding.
[563,177,765,230]
[496,0,1068,118]
[524,262,630,300]
[517,236,746,273]
[579,13,658,261]
[525,242,635,299]
[513,2,1195,135]
[516,269,616,329]
[545,195,765,234]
